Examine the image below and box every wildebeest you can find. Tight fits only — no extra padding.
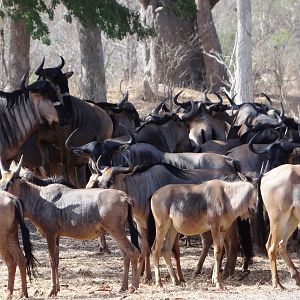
[148,176,259,288]
[258,164,300,289]
[0,70,65,175]
[0,159,140,296]
[0,190,37,299]
[33,57,113,186]
[86,163,236,281]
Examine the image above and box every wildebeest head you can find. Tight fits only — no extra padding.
[0,156,23,194]
[20,69,64,127]
[35,57,73,95]
[248,130,300,169]
[65,128,134,168]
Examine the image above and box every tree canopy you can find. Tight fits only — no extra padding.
[0,0,154,44]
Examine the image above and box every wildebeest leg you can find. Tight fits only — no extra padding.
[194,231,212,277]
[5,254,17,300]
[162,227,179,286]
[211,226,224,289]
[109,230,140,291]
[9,231,29,298]
[46,234,59,296]
[119,249,130,292]
[98,234,111,254]
[266,220,285,289]
[277,216,300,286]
[172,234,185,283]
[55,237,60,292]
[136,226,151,281]
[223,222,239,279]
[152,219,172,287]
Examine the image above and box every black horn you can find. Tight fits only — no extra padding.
[118,91,129,108]
[57,56,65,69]
[180,100,198,121]
[20,68,30,91]
[35,57,45,75]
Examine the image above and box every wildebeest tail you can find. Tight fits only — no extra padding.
[13,198,38,279]
[126,199,140,252]
[147,204,156,251]
[254,177,268,255]
[237,218,253,269]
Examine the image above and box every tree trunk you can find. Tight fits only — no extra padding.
[235,0,253,104]
[77,23,107,102]
[139,0,204,101]
[195,0,229,91]
[7,17,30,91]
[0,20,8,89]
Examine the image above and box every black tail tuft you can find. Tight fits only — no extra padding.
[127,204,140,252]
[254,178,268,255]
[237,218,253,268]
[147,207,156,251]
[13,199,38,280]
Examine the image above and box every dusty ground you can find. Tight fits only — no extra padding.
[1,222,300,300]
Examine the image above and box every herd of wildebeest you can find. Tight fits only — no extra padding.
[1,56,300,299]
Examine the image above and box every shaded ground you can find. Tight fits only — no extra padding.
[1,222,300,300]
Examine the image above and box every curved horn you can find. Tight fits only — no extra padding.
[213,92,223,105]
[118,91,129,108]
[57,56,65,69]
[103,133,134,150]
[224,90,237,106]
[173,91,190,108]
[248,130,280,154]
[96,160,134,175]
[20,68,30,91]
[279,101,284,118]
[180,100,198,121]
[203,88,212,103]
[151,97,168,116]
[14,155,23,176]
[260,93,272,105]
[65,128,79,151]
[35,57,45,75]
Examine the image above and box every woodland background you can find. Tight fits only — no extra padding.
[0,0,299,109]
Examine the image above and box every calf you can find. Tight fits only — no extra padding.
[149,177,259,288]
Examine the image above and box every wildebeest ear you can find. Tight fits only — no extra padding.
[64,71,74,79]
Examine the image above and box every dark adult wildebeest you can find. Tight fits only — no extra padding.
[33,57,113,186]
[149,177,259,288]
[0,70,65,175]
[258,164,300,289]
[86,163,236,282]
[0,190,37,299]
[0,159,140,296]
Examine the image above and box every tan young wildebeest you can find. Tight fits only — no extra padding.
[0,190,37,299]
[149,177,259,288]
[0,158,140,296]
[259,164,300,289]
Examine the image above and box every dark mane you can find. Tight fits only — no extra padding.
[22,171,76,188]
[0,90,30,112]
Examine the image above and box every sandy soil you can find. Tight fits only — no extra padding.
[1,222,300,300]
